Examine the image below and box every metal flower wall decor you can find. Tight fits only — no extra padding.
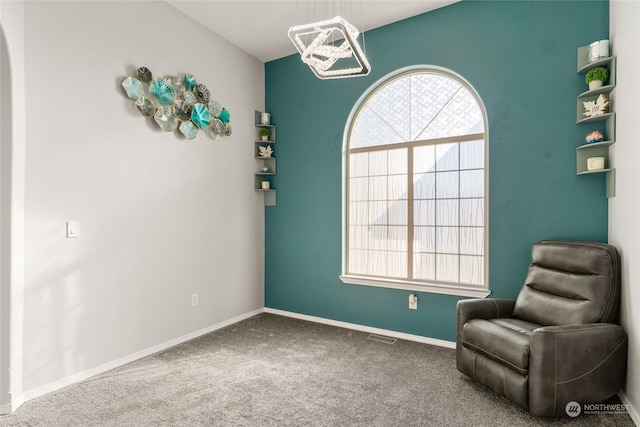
[121,67,231,140]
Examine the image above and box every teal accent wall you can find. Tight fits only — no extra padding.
[264,0,609,342]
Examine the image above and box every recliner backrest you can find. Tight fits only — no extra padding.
[513,241,620,326]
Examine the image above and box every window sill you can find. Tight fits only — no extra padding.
[339,275,491,298]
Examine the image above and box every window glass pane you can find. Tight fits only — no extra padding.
[460,140,484,170]
[350,107,406,148]
[460,255,484,285]
[388,175,408,200]
[413,253,435,280]
[369,151,388,176]
[414,226,435,253]
[436,227,459,254]
[369,226,387,250]
[460,227,484,255]
[414,145,436,173]
[417,87,484,140]
[460,199,484,227]
[414,173,435,200]
[367,78,411,141]
[350,177,368,201]
[349,249,368,274]
[370,250,387,276]
[350,152,369,177]
[436,199,459,226]
[436,143,458,171]
[349,202,368,225]
[414,200,435,226]
[436,171,459,199]
[349,226,368,249]
[388,226,408,251]
[411,74,461,141]
[368,201,387,225]
[388,251,407,278]
[388,200,407,225]
[459,170,484,198]
[388,148,408,174]
[436,254,459,282]
[369,176,387,200]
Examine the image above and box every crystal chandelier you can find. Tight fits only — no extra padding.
[288,15,371,79]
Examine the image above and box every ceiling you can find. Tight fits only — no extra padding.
[166,1,460,63]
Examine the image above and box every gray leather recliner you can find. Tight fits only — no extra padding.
[456,240,627,417]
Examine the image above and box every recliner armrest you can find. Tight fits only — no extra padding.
[528,323,628,417]
[456,298,516,370]
[457,299,516,324]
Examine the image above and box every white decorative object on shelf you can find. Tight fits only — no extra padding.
[261,181,270,190]
[261,112,271,125]
[259,145,273,158]
[587,157,605,171]
[288,15,371,79]
[583,94,609,118]
[588,40,609,62]
[589,80,603,90]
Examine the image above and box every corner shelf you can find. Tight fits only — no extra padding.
[254,111,276,206]
[576,45,616,198]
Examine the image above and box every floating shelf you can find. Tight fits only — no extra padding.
[254,111,277,206]
[575,46,617,198]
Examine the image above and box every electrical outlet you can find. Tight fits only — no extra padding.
[191,294,199,307]
[409,293,418,310]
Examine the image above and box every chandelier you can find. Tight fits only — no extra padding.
[288,15,371,79]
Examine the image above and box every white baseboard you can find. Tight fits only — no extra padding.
[264,307,456,349]
[0,394,24,416]
[21,308,264,405]
[619,390,640,426]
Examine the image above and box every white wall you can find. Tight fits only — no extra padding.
[609,0,640,424]
[17,0,265,399]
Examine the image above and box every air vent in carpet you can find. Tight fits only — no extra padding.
[367,334,397,344]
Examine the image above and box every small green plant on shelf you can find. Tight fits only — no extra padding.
[259,127,271,141]
[585,67,608,89]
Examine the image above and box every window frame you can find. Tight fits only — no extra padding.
[340,66,490,298]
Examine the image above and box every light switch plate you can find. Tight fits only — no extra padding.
[66,221,80,238]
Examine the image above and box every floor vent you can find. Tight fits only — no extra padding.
[367,334,397,344]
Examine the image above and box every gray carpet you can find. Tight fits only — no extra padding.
[0,313,634,426]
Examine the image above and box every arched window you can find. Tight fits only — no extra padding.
[341,67,488,297]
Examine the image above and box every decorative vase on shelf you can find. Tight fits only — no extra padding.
[588,40,610,62]
[261,135,269,141]
[589,80,603,90]
[585,67,608,91]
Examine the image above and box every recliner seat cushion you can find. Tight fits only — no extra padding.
[461,318,538,375]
